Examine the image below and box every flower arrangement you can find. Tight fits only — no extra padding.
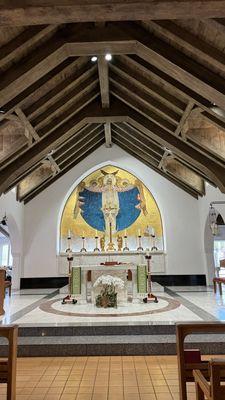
[94,275,124,308]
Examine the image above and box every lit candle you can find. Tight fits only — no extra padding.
[68,229,71,238]
[152,228,155,236]
[138,229,141,236]
[95,230,98,237]
[82,231,85,237]
[125,229,127,237]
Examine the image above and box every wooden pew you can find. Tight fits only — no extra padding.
[176,323,225,400]
[0,325,18,400]
[193,359,225,399]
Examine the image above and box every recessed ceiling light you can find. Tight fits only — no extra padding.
[105,53,112,61]
[91,56,98,62]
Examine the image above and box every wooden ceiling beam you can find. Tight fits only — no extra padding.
[110,59,185,114]
[15,107,40,142]
[111,83,176,133]
[33,74,98,130]
[123,105,225,192]
[104,122,112,148]
[175,101,194,137]
[5,125,100,189]
[113,123,163,161]
[0,24,134,108]
[126,55,225,133]
[0,103,95,194]
[110,69,180,124]
[2,58,80,114]
[1,1,225,26]
[112,130,160,167]
[53,124,102,159]
[19,137,103,202]
[25,58,94,120]
[57,130,104,167]
[0,34,67,108]
[55,126,103,165]
[121,22,225,112]
[112,136,199,198]
[23,140,104,204]
[0,25,58,71]
[98,55,110,108]
[116,121,164,155]
[36,88,99,137]
[145,20,225,74]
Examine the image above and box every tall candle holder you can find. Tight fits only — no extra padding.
[151,234,158,251]
[80,236,87,252]
[137,235,144,251]
[94,236,100,252]
[123,235,129,251]
[143,254,158,303]
[62,234,77,305]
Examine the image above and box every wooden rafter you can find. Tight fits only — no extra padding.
[112,134,199,198]
[98,56,110,108]
[1,1,225,26]
[104,123,112,148]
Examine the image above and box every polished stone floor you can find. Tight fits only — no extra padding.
[0,354,216,400]
[0,286,225,326]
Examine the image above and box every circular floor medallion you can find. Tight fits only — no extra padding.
[39,296,181,318]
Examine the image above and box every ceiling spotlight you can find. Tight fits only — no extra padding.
[91,56,98,62]
[105,53,112,61]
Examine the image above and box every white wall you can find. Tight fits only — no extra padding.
[23,145,205,278]
[0,189,24,288]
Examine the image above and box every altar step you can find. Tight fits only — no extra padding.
[0,325,224,357]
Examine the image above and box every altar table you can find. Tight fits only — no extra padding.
[73,263,139,303]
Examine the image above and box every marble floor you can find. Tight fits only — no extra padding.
[0,286,224,326]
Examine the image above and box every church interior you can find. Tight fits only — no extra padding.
[1,2,225,399]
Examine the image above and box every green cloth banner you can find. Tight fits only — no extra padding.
[137,265,147,293]
[71,267,81,295]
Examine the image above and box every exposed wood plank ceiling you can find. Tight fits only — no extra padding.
[0,3,225,202]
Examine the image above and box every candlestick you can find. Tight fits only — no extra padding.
[151,234,158,251]
[123,235,129,251]
[62,236,77,305]
[143,254,158,303]
[137,235,143,251]
[94,235,100,252]
[80,236,87,252]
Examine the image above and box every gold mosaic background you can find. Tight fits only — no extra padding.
[60,166,163,240]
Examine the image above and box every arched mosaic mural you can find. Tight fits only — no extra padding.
[60,166,163,252]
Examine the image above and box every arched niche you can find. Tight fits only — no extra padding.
[59,165,164,253]
[204,209,225,284]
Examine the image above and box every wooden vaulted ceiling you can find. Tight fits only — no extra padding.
[1,2,225,202]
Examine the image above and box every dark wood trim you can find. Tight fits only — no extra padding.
[1,2,225,26]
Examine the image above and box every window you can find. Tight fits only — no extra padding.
[214,240,225,277]
[0,231,12,266]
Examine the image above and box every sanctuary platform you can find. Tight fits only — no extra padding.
[1,286,225,357]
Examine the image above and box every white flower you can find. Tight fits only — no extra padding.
[93,275,124,290]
